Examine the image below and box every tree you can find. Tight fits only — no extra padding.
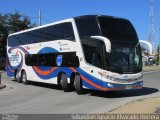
[0,14,8,57]
[156,45,160,65]
[0,11,36,57]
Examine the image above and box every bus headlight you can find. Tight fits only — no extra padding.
[107,83,114,88]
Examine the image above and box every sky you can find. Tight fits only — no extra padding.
[0,0,160,49]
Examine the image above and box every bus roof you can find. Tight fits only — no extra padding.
[8,15,127,37]
[74,15,127,21]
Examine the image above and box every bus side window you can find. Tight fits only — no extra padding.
[61,53,79,67]
[25,52,79,67]
[91,51,101,67]
[25,54,38,66]
[38,54,46,66]
[31,54,38,66]
[82,38,103,68]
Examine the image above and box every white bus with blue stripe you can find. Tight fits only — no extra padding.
[6,15,143,94]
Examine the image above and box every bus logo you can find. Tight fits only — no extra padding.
[11,54,19,61]
[56,55,63,66]
[9,50,22,67]
[10,51,19,62]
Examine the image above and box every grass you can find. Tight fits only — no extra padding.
[143,65,160,72]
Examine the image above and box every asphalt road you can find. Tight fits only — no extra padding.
[0,71,160,114]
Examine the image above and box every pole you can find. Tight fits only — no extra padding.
[149,0,154,54]
[159,10,160,65]
[39,10,41,26]
[0,72,1,85]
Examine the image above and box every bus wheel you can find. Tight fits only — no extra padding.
[15,70,21,83]
[21,71,29,85]
[74,75,84,94]
[60,74,69,92]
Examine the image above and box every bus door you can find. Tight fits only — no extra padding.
[81,37,104,90]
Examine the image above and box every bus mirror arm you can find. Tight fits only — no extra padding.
[90,36,111,53]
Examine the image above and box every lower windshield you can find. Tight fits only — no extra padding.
[105,43,142,74]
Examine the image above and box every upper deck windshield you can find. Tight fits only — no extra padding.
[75,15,142,74]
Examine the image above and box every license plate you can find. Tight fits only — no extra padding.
[125,85,132,89]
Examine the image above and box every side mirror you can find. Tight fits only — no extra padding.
[91,36,111,53]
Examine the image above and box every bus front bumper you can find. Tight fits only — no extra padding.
[104,80,143,91]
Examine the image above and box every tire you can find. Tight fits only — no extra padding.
[15,70,21,83]
[57,73,62,89]
[21,71,29,85]
[60,74,70,92]
[74,75,84,94]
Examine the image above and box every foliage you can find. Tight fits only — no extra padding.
[156,45,160,65]
[0,11,36,57]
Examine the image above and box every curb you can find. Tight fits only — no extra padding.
[143,70,160,74]
[108,97,160,114]
[155,107,160,114]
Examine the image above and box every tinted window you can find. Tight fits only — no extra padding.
[105,44,142,74]
[81,38,104,68]
[98,17,138,43]
[25,52,79,67]
[25,54,38,66]
[26,53,56,66]
[8,22,75,47]
[75,17,100,38]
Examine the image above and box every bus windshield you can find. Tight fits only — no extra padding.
[98,16,142,74]
[105,43,142,74]
[75,16,142,74]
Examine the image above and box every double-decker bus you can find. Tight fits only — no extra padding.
[6,15,143,94]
